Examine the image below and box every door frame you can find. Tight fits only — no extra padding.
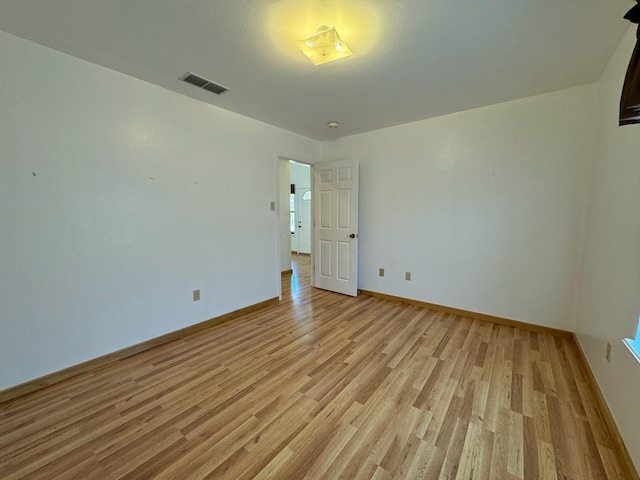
[275,153,315,300]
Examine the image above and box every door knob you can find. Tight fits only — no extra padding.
[349,233,356,238]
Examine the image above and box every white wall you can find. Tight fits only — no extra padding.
[575,27,640,470]
[321,85,597,330]
[0,31,318,391]
[291,162,311,190]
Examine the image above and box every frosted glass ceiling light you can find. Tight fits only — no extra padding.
[296,26,353,65]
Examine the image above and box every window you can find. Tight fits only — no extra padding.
[623,319,640,363]
[290,193,296,234]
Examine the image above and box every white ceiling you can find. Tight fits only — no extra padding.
[0,0,632,140]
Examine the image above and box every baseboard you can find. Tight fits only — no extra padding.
[570,334,640,480]
[0,297,279,405]
[281,269,293,276]
[358,289,572,339]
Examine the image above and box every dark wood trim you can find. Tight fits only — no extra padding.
[571,334,640,480]
[358,289,572,339]
[0,297,279,404]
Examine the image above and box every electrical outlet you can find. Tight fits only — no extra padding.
[405,272,411,281]
[606,342,611,363]
[379,268,385,277]
[193,289,201,301]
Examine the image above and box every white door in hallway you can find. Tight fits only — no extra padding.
[297,188,311,254]
[313,159,359,296]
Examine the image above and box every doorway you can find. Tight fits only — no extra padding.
[277,157,359,299]
[290,161,311,255]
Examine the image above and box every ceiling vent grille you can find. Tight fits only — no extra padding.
[181,72,229,95]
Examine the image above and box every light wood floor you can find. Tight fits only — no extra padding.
[0,255,630,479]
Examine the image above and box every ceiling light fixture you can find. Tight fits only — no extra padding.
[327,121,340,128]
[296,26,353,65]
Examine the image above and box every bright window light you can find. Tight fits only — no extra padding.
[623,319,640,363]
[290,193,296,234]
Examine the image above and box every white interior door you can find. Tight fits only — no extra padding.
[314,159,359,296]
[297,188,311,254]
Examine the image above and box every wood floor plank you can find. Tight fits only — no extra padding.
[0,254,635,479]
